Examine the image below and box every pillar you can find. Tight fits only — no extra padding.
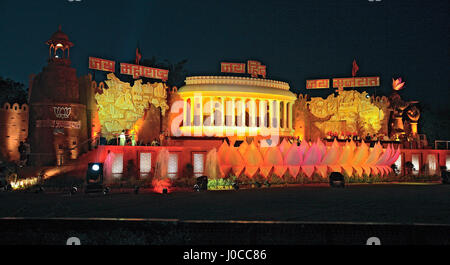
[231,98,236,127]
[274,100,280,129]
[210,96,214,126]
[190,97,194,126]
[183,98,188,126]
[221,97,225,126]
[283,101,287,129]
[241,99,246,127]
[199,96,203,126]
[269,100,273,128]
[289,102,293,129]
[251,99,257,127]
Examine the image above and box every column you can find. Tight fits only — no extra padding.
[190,97,194,126]
[289,102,293,129]
[199,96,203,126]
[275,100,280,129]
[183,98,188,126]
[241,99,246,127]
[231,98,236,127]
[283,101,287,129]
[251,99,257,127]
[210,96,214,126]
[269,100,273,128]
[221,97,225,126]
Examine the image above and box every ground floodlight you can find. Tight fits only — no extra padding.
[91,164,100,172]
[329,172,345,188]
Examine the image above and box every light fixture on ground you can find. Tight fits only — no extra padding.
[329,172,345,188]
[85,163,106,194]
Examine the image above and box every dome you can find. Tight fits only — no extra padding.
[178,76,297,99]
[46,25,74,47]
[50,30,69,42]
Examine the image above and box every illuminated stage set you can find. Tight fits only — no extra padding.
[3,27,449,189]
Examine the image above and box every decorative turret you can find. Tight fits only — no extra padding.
[46,25,74,63]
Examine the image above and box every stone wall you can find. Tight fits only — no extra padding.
[0,103,29,161]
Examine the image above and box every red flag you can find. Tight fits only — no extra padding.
[352,59,359,77]
[135,48,142,65]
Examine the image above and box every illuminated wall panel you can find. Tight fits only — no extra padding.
[394,153,402,174]
[411,154,420,175]
[427,154,437,175]
[446,155,450,171]
[140,153,152,178]
[193,153,205,177]
[168,153,178,179]
[112,153,123,178]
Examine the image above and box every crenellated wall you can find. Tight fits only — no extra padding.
[0,103,29,161]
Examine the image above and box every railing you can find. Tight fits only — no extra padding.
[435,140,450,150]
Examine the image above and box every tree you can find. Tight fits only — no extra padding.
[419,103,450,143]
[0,76,27,105]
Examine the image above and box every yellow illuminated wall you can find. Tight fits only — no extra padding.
[94,73,169,138]
[306,90,388,137]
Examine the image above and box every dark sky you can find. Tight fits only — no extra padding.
[0,0,448,109]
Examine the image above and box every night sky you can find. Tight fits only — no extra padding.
[0,0,448,110]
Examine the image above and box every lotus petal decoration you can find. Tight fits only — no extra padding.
[212,138,402,181]
[285,143,302,178]
[279,138,292,158]
[302,142,322,178]
[238,140,249,157]
[392,77,405,91]
[264,146,286,178]
[352,140,370,177]
[217,141,231,177]
[228,146,245,176]
[243,142,263,178]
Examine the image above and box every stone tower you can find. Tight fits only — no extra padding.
[28,26,88,166]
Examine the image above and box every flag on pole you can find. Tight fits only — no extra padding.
[135,47,142,65]
[352,59,359,77]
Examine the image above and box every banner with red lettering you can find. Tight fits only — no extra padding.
[306,79,330,89]
[120,63,169,81]
[332,76,379,88]
[89,57,115,72]
[247,60,266,78]
[220,62,246,74]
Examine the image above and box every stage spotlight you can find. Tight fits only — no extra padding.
[196,176,208,191]
[193,184,200,192]
[70,186,77,195]
[232,182,239,191]
[87,163,103,184]
[329,172,345,188]
[91,164,100,172]
[162,188,168,194]
[103,186,110,195]
[86,163,106,194]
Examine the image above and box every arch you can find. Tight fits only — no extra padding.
[3,103,10,110]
